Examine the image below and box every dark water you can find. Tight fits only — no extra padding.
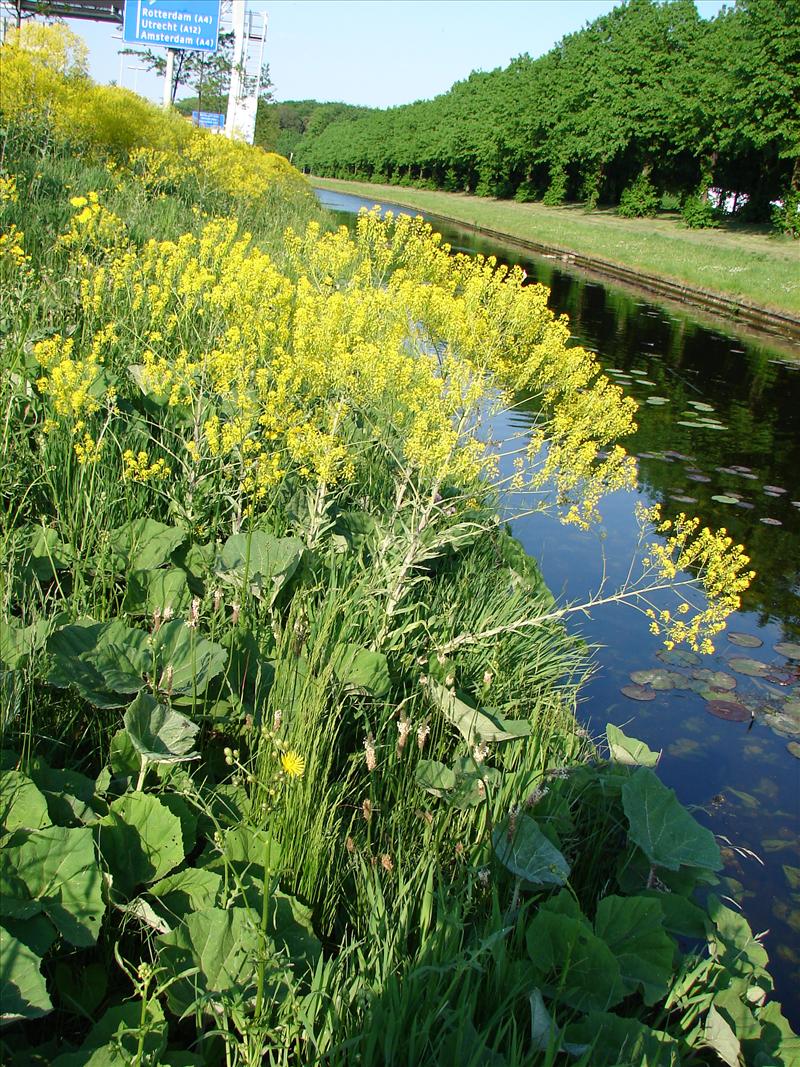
[315,188,800,1022]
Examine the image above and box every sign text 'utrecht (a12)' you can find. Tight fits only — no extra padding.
[123,0,221,52]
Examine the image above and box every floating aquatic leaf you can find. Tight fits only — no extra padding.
[692,669,736,691]
[729,657,769,677]
[646,396,669,405]
[621,684,656,701]
[689,402,715,412]
[763,485,786,494]
[728,632,763,648]
[706,700,751,722]
[760,517,782,526]
[786,742,800,759]
[670,494,698,504]
[629,669,675,689]
[711,495,740,505]
[687,473,711,483]
[735,500,755,509]
[774,642,800,660]
[784,865,800,892]
[656,648,699,667]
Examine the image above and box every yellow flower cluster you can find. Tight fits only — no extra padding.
[34,335,101,420]
[0,223,29,268]
[0,174,20,205]
[73,432,104,465]
[61,207,641,519]
[122,450,172,483]
[58,191,127,257]
[640,504,755,653]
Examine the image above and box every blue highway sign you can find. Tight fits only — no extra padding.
[123,0,221,52]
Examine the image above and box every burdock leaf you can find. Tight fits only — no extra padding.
[622,768,721,872]
[124,692,199,765]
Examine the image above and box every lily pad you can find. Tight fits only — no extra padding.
[711,495,740,505]
[686,473,711,483]
[656,648,699,667]
[646,397,669,405]
[760,517,782,526]
[787,742,800,759]
[692,669,736,692]
[689,402,715,412]
[629,669,679,690]
[729,657,769,677]
[774,642,800,660]
[621,684,656,702]
[706,701,751,722]
[763,485,786,494]
[727,632,763,648]
[670,494,698,504]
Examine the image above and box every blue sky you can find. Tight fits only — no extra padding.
[53,0,726,107]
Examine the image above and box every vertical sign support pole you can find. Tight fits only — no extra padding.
[163,47,175,107]
[225,0,247,138]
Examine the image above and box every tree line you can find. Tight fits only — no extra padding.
[260,0,799,229]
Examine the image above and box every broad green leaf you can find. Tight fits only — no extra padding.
[53,961,107,1019]
[706,895,769,972]
[97,793,184,899]
[622,768,722,871]
[526,905,625,1012]
[2,826,104,946]
[158,906,261,1016]
[0,929,52,1022]
[151,620,226,696]
[704,1005,741,1067]
[108,728,140,780]
[415,759,456,796]
[713,987,762,1044]
[564,1012,680,1066]
[216,532,304,604]
[643,890,707,939]
[529,989,589,1057]
[122,567,191,617]
[208,825,282,873]
[493,814,570,886]
[2,913,57,956]
[124,692,199,765]
[149,869,222,925]
[28,760,98,827]
[333,644,391,697]
[108,519,186,572]
[593,894,674,1004]
[429,680,530,744]
[606,723,660,767]
[0,771,50,833]
[271,890,322,968]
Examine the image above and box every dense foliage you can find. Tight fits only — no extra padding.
[1,23,797,1066]
[288,0,800,225]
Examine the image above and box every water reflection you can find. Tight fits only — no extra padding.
[315,187,800,1023]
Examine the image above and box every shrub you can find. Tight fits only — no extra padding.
[682,191,721,229]
[618,173,660,218]
[772,188,800,238]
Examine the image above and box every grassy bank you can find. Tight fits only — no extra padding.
[312,177,800,317]
[1,24,797,1067]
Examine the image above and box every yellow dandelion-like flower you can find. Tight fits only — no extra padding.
[280,751,305,779]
